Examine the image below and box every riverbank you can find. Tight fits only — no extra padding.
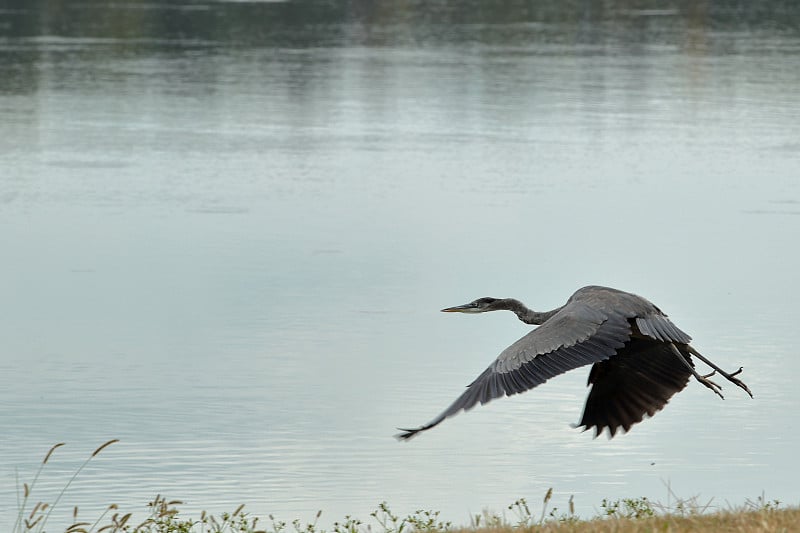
[13,443,798,532]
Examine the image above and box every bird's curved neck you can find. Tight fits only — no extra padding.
[504,299,562,325]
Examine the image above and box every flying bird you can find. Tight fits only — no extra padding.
[396,285,752,440]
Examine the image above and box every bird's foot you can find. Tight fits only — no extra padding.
[696,373,724,399]
[721,367,754,398]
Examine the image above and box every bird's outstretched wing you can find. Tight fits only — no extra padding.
[396,302,632,440]
[578,339,693,437]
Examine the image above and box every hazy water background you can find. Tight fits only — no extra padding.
[1,0,799,529]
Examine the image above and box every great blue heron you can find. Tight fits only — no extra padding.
[396,285,752,440]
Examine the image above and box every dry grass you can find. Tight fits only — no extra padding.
[464,489,800,533]
[457,508,800,532]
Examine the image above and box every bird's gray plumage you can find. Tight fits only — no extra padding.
[396,285,751,440]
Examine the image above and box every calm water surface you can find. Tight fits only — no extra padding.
[1,1,800,529]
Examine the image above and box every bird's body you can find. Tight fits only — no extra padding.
[396,285,752,440]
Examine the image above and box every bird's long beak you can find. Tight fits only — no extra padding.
[441,303,476,313]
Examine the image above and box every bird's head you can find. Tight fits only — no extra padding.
[441,297,503,314]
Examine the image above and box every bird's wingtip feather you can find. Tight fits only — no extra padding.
[394,428,420,441]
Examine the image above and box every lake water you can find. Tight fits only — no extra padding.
[1,0,800,530]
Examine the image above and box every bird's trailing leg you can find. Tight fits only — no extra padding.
[688,346,753,398]
[667,344,724,399]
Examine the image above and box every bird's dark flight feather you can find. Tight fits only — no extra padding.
[578,338,693,437]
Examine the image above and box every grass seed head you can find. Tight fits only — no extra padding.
[91,439,119,457]
[43,443,66,464]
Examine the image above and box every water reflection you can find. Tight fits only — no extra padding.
[1,0,799,53]
[1,0,800,530]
